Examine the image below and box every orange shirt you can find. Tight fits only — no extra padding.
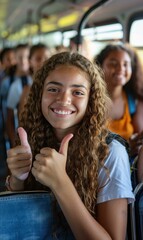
[108,92,134,140]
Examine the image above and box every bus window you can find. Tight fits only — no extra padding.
[92,23,123,42]
[128,12,143,64]
[63,21,123,57]
[91,23,123,55]
[129,19,143,47]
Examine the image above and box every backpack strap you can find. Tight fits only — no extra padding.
[106,131,130,156]
[126,91,136,116]
[9,74,15,85]
[21,76,28,87]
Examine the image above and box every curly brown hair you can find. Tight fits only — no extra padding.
[19,51,111,216]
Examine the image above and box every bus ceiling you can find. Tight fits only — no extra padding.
[0,0,143,48]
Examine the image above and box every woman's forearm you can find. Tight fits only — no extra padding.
[52,177,111,240]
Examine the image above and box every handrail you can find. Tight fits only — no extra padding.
[37,0,55,34]
[76,0,112,51]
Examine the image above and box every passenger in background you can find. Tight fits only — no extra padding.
[70,34,94,61]
[0,47,16,190]
[0,47,16,85]
[95,43,143,187]
[124,44,143,133]
[28,43,51,76]
[95,43,143,157]
[5,43,32,147]
[6,51,134,239]
[55,45,70,53]
[18,43,51,116]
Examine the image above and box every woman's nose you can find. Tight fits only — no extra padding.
[116,63,125,72]
[56,92,71,105]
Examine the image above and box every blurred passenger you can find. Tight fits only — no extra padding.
[29,43,51,76]
[18,43,51,116]
[0,47,16,188]
[5,44,32,147]
[0,47,16,85]
[95,43,143,155]
[124,44,143,134]
[55,45,70,53]
[70,35,94,61]
[95,43,143,187]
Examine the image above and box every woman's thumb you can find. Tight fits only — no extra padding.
[17,127,32,180]
[59,134,73,156]
[18,127,31,151]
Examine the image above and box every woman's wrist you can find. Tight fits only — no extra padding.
[5,175,25,191]
[52,174,73,198]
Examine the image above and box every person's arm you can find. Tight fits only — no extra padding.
[32,135,131,240]
[132,99,143,133]
[33,160,127,240]
[53,173,128,240]
[96,198,128,240]
[53,176,112,240]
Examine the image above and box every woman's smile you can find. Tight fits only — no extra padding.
[51,108,75,116]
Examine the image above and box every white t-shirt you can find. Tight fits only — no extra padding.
[7,76,32,109]
[97,139,134,204]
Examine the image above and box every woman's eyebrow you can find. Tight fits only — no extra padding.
[46,81,62,86]
[46,81,88,89]
[109,58,117,61]
[71,84,88,89]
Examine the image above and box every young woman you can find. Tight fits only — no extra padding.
[6,52,134,240]
[95,43,143,156]
[5,44,32,147]
[18,43,51,116]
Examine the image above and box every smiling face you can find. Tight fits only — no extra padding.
[102,49,132,90]
[16,47,30,74]
[41,65,90,137]
[2,50,16,70]
[30,48,50,74]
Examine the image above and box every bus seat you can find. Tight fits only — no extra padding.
[0,190,74,240]
[131,156,138,190]
[128,182,143,240]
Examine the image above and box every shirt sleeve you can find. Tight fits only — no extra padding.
[7,79,22,109]
[97,139,135,204]
[7,76,33,110]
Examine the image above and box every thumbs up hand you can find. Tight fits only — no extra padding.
[32,134,73,191]
[7,127,32,181]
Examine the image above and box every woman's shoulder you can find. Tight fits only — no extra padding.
[97,138,134,204]
[106,132,130,155]
[106,138,130,170]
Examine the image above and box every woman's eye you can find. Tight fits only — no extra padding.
[74,91,84,96]
[124,62,131,68]
[110,61,117,67]
[47,88,59,92]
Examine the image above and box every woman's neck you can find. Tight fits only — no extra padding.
[16,69,29,76]
[108,86,123,100]
[53,126,77,142]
